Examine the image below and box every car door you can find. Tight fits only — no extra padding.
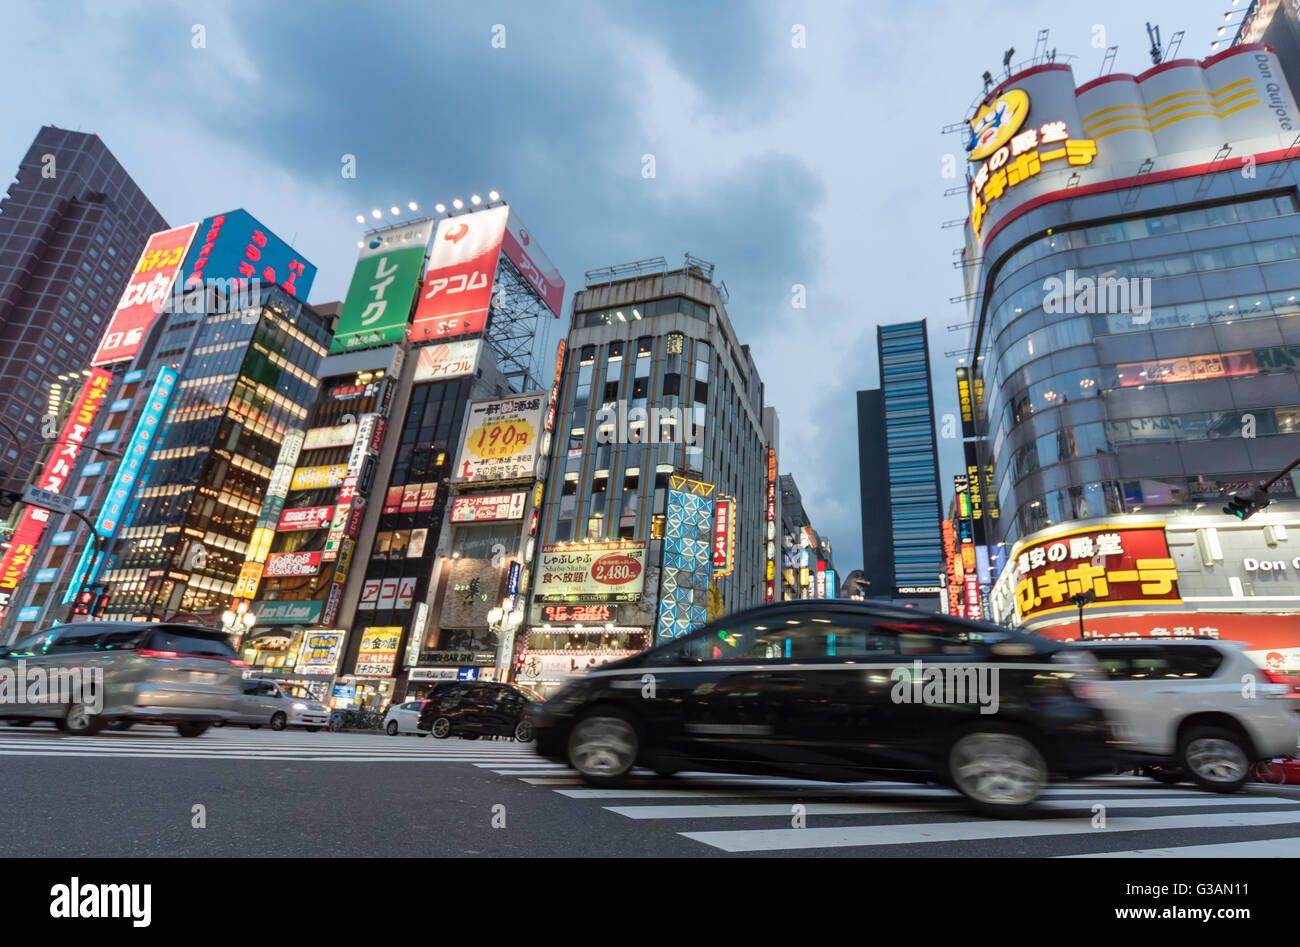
[41,624,112,718]
[458,685,495,732]
[232,680,262,722]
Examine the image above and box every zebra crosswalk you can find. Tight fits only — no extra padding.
[0,724,541,762]
[474,759,1300,856]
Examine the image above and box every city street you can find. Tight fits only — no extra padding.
[2,724,1298,858]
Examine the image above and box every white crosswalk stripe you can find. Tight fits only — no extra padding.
[485,761,1300,856]
[0,724,540,762]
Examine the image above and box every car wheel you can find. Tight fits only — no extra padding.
[1146,766,1185,785]
[1180,727,1250,793]
[107,720,134,732]
[176,722,210,738]
[386,721,399,736]
[305,726,321,733]
[59,702,106,736]
[514,720,534,743]
[568,711,638,787]
[430,717,452,739]
[947,727,1047,816]
[269,712,287,732]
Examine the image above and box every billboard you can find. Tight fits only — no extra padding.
[295,630,345,675]
[277,506,334,531]
[91,224,199,366]
[449,492,527,523]
[303,421,358,452]
[410,206,509,342]
[264,551,324,577]
[535,541,647,602]
[1012,524,1180,623]
[413,339,482,382]
[290,464,347,491]
[453,394,546,482]
[330,219,434,354]
[63,365,180,603]
[501,207,565,318]
[712,495,735,576]
[0,369,113,623]
[354,627,401,677]
[180,209,316,300]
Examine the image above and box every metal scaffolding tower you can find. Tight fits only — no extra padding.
[486,253,549,392]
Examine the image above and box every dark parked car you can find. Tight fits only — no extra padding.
[417,681,543,741]
[529,601,1113,816]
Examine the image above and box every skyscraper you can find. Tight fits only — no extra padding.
[856,320,945,607]
[0,126,166,493]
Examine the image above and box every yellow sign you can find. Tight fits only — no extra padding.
[291,464,347,491]
[233,561,263,599]
[968,88,1030,161]
[969,122,1097,238]
[471,418,537,460]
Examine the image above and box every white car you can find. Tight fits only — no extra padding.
[223,679,331,731]
[382,700,429,737]
[1070,637,1300,792]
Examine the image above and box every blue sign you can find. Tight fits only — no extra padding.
[506,561,521,599]
[64,365,179,603]
[33,569,56,584]
[456,667,479,681]
[16,607,39,623]
[180,209,317,301]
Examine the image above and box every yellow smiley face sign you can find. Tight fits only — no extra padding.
[968,88,1030,162]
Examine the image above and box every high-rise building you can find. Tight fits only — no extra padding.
[856,320,945,607]
[0,126,166,493]
[523,255,772,693]
[958,41,1300,656]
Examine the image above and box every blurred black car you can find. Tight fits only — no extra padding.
[417,681,542,741]
[529,601,1112,815]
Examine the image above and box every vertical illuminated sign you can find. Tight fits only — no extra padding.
[765,448,777,601]
[0,369,113,622]
[63,365,179,603]
[92,224,199,366]
[657,475,715,641]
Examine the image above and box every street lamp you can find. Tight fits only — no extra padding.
[1069,589,1096,641]
[222,608,256,650]
[489,605,525,681]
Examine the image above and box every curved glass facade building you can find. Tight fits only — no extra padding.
[962,47,1300,556]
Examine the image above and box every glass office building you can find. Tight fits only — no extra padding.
[856,320,945,604]
[103,285,330,619]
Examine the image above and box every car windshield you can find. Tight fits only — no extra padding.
[280,684,315,700]
[512,685,544,703]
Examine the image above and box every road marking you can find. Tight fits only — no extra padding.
[1062,838,1300,857]
[679,810,1300,852]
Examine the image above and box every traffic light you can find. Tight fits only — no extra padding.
[71,588,96,618]
[1224,484,1272,520]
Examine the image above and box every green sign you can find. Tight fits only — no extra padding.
[330,220,433,354]
[253,599,324,625]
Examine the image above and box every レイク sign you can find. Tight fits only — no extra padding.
[330,219,433,354]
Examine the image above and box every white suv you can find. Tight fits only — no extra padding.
[1069,638,1300,792]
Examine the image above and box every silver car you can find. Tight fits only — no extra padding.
[0,621,242,736]
[222,678,330,731]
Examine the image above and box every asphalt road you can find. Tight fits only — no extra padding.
[2,724,1298,857]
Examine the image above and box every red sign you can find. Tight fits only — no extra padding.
[1014,525,1180,622]
[277,506,334,531]
[541,604,614,624]
[264,551,323,577]
[942,520,961,615]
[501,207,565,318]
[450,492,526,523]
[410,206,508,342]
[345,501,365,538]
[383,485,403,514]
[92,224,199,366]
[417,482,438,512]
[0,369,113,620]
[591,553,641,585]
[712,495,734,575]
[400,484,421,513]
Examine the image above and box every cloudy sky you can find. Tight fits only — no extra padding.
[1,0,1233,570]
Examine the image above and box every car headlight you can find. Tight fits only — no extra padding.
[293,703,308,710]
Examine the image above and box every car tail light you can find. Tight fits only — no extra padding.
[229,658,247,667]
[1259,669,1290,685]
[137,649,180,659]
[1257,668,1295,697]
